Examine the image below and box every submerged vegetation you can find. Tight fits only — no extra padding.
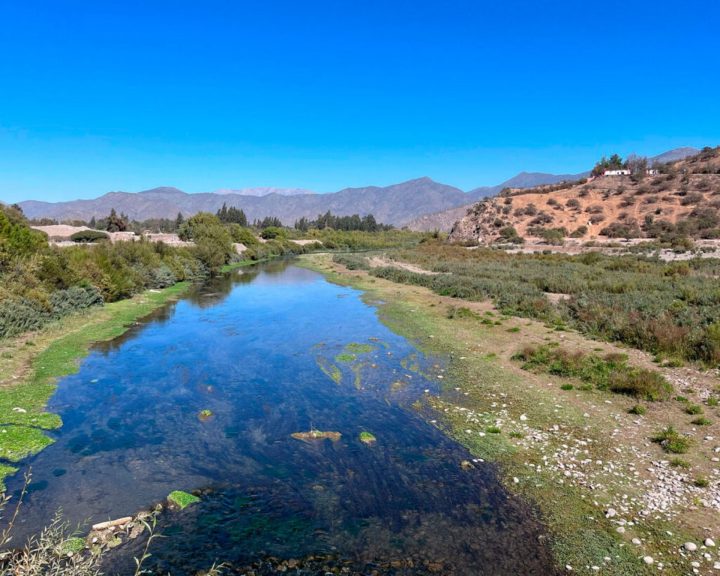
[167,490,201,510]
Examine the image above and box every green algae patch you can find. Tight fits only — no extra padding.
[0,425,54,462]
[359,431,377,445]
[0,282,190,491]
[291,430,342,442]
[344,342,375,355]
[335,342,376,364]
[60,537,86,555]
[316,356,342,384]
[0,463,18,492]
[168,490,201,509]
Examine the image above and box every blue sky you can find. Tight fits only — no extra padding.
[1,0,718,202]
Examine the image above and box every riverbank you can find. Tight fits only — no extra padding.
[300,253,720,576]
[0,282,190,490]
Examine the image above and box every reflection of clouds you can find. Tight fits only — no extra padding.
[246,424,268,447]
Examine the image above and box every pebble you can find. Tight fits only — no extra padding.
[616,526,626,534]
[685,542,698,552]
[632,538,642,545]
[706,538,716,547]
[606,508,617,518]
[643,556,654,565]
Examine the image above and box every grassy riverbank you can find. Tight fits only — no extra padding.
[0,282,189,490]
[300,253,720,576]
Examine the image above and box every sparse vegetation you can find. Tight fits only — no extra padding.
[354,242,720,366]
[512,344,672,400]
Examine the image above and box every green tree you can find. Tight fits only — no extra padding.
[178,212,233,273]
[105,208,127,232]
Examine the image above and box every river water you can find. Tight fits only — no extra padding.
[4,261,557,575]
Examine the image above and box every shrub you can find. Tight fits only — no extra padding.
[259,226,287,240]
[628,404,647,415]
[651,426,692,454]
[69,229,110,243]
[512,345,671,400]
[691,417,711,426]
[607,368,672,401]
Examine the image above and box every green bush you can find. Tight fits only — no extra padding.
[513,344,671,400]
[651,426,692,454]
[69,229,109,243]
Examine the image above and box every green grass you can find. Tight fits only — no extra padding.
[0,282,189,490]
[652,426,693,454]
[167,490,201,509]
[685,404,703,415]
[669,457,690,469]
[693,477,709,488]
[690,416,711,426]
[628,404,647,415]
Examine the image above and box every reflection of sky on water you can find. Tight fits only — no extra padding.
[4,261,557,575]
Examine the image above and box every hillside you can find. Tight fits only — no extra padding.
[450,147,720,244]
[409,148,698,233]
[19,179,470,227]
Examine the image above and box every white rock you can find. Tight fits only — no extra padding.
[706,538,716,547]
[643,556,654,565]
[685,542,698,552]
[632,538,642,545]
[606,508,617,518]
[617,527,626,534]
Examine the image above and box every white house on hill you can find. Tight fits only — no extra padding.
[604,169,631,176]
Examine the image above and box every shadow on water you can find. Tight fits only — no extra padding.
[2,260,558,575]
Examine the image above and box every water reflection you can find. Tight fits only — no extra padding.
[3,260,557,575]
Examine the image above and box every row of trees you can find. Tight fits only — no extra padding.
[294,211,390,232]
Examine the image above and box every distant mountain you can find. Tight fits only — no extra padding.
[213,187,316,197]
[17,147,705,228]
[19,178,469,227]
[411,172,589,232]
[649,147,699,164]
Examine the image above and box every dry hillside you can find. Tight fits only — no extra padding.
[450,147,720,245]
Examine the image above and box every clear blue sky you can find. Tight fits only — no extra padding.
[1,0,718,202]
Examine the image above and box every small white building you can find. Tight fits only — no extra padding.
[604,169,631,176]
[645,168,659,175]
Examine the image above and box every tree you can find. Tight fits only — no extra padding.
[175,212,184,230]
[105,208,127,232]
[216,203,247,226]
[177,212,233,274]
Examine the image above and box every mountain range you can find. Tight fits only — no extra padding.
[16,148,700,227]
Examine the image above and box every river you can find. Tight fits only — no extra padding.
[4,261,557,575]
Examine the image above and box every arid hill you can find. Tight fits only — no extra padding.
[449,147,720,245]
